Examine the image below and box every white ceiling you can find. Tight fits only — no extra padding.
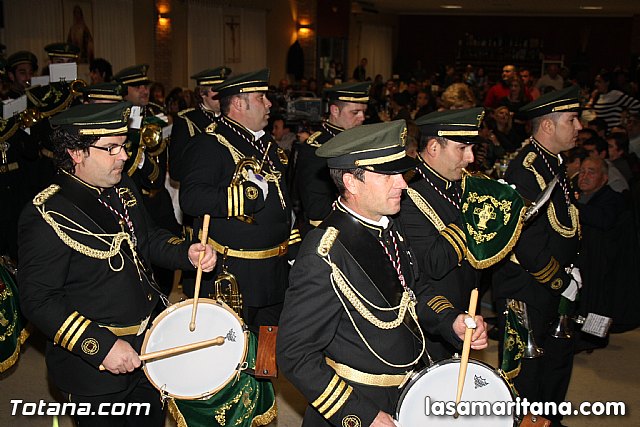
[355,0,639,16]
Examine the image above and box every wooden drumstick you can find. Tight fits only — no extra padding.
[190,214,211,332]
[99,335,225,371]
[454,288,479,409]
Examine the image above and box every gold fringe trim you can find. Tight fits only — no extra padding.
[0,327,30,373]
[166,396,277,427]
[167,398,188,427]
[466,206,526,269]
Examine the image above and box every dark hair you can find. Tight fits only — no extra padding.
[418,135,448,153]
[564,147,588,164]
[583,136,608,155]
[329,167,366,197]
[608,132,630,154]
[588,117,608,134]
[220,93,249,115]
[89,58,113,82]
[51,127,99,173]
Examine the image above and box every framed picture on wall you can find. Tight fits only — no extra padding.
[224,15,241,63]
[63,0,95,63]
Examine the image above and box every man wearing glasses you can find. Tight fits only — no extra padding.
[18,102,216,427]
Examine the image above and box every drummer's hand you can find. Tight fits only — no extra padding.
[101,339,141,374]
[188,243,217,272]
[370,411,397,426]
[452,314,489,350]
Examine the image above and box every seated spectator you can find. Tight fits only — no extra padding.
[483,64,516,108]
[441,82,476,110]
[413,89,435,120]
[586,71,640,130]
[519,68,540,100]
[583,136,629,193]
[535,63,564,93]
[564,146,589,191]
[492,106,525,152]
[626,111,640,157]
[607,132,640,184]
[577,127,598,146]
[576,157,640,350]
[588,117,608,138]
[270,115,296,154]
[500,76,529,114]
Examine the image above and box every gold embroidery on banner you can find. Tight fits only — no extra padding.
[466,224,498,244]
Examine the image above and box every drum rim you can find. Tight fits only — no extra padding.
[395,357,514,420]
[141,298,250,400]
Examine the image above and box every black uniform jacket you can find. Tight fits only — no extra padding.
[18,171,194,395]
[169,105,218,182]
[277,205,460,427]
[493,140,580,312]
[397,159,477,359]
[295,121,343,224]
[180,115,295,306]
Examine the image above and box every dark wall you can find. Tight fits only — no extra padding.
[397,15,634,82]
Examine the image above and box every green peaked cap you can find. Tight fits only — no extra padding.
[316,119,416,174]
[416,106,485,144]
[50,101,132,136]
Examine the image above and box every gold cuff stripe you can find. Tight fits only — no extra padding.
[532,258,560,283]
[312,374,341,408]
[60,314,86,348]
[354,150,406,167]
[233,185,239,217]
[67,318,91,352]
[325,386,353,419]
[532,257,558,278]
[448,223,466,243]
[54,311,79,345]
[318,381,346,414]
[227,187,233,217]
[433,303,454,313]
[441,228,464,263]
[239,184,244,217]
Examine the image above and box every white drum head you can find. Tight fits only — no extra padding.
[142,299,248,400]
[396,359,514,426]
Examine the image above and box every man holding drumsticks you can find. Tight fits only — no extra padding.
[277,120,487,427]
[18,102,215,426]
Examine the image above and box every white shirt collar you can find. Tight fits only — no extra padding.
[338,197,390,228]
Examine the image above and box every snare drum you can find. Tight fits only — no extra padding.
[396,358,514,426]
[141,298,249,400]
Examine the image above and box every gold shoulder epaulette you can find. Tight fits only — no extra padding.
[33,184,60,206]
[317,226,339,257]
[177,108,196,118]
[205,122,218,134]
[523,152,537,168]
[306,131,323,148]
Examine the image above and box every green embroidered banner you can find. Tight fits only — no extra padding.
[0,262,29,373]
[501,302,527,380]
[169,332,276,427]
[461,174,526,269]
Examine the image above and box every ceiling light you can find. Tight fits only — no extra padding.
[441,5,463,9]
[579,6,603,10]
